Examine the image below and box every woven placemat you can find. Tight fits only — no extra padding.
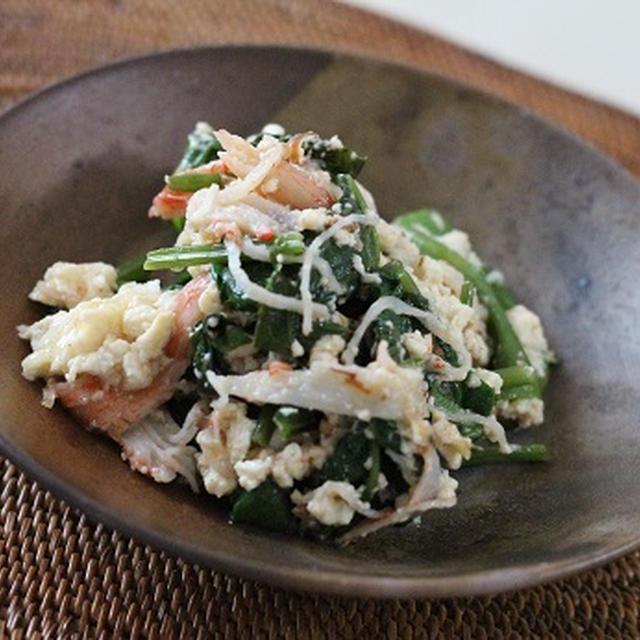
[2,1,640,637]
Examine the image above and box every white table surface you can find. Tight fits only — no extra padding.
[342,0,640,117]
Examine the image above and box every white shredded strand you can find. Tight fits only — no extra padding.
[226,240,329,319]
[342,296,471,381]
[240,238,271,261]
[352,254,382,284]
[300,214,372,335]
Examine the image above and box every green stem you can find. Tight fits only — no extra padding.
[143,244,227,271]
[396,208,452,236]
[395,215,536,386]
[166,173,222,192]
[116,254,148,286]
[496,365,538,389]
[463,443,550,466]
[498,384,540,402]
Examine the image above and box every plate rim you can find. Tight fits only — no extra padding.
[2,44,639,599]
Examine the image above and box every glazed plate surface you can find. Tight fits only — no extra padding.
[1,47,639,598]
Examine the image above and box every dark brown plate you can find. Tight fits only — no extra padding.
[1,47,639,598]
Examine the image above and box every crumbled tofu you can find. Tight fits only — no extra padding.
[438,230,482,266]
[468,368,503,394]
[402,330,433,361]
[496,397,544,429]
[411,253,490,367]
[298,208,332,231]
[438,470,459,500]
[233,457,272,491]
[309,335,346,364]
[430,409,472,469]
[19,280,176,389]
[333,228,359,248]
[29,261,117,309]
[196,401,255,497]
[377,473,389,491]
[261,122,286,137]
[375,220,420,267]
[293,480,373,526]
[272,443,314,488]
[196,426,236,497]
[234,442,328,491]
[507,305,553,376]
[197,280,221,315]
[291,339,304,358]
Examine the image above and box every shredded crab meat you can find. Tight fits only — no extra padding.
[208,342,427,431]
[120,409,199,491]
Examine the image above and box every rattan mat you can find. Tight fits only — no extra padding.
[2,1,640,637]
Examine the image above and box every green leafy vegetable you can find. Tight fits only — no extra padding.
[211,324,252,353]
[496,365,538,389]
[177,126,223,171]
[457,423,485,440]
[253,405,277,447]
[230,480,297,533]
[297,320,349,352]
[428,378,463,413]
[253,266,300,355]
[433,336,460,366]
[322,240,359,292]
[490,280,517,310]
[335,173,367,214]
[273,407,321,440]
[378,259,429,310]
[368,419,403,453]
[363,440,381,501]
[499,384,540,402]
[461,379,495,417]
[359,224,380,271]
[306,139,367,178]
[211,260,271,312]
[116,254,148,286]
[190,317,228,385]
[321,429,370,485]
[372,309,413,362]
[429,376,495,419]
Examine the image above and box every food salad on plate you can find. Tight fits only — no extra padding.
[19,123,555,542]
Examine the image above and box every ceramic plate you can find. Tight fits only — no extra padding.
[1,47,639,598]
